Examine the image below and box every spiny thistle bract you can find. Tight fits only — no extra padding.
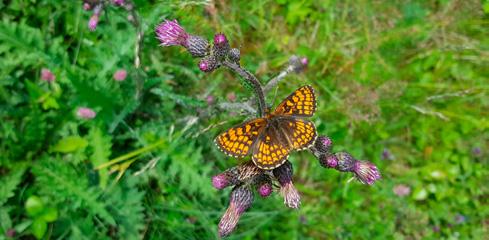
[156,19,381,237]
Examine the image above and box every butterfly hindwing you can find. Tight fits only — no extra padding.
[251,129,290,170]
[279,118,317,150]
[215,118,266,158]
[273,85,316,117]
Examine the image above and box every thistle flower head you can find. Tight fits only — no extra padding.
[83,3,92,10]
[280,182,301,209]
[76,107,96,119]
[112,0,124,6]
[301,57,308,67]
[155,20,189,47]
[88,14,99,31]
[319,154,338,168]
[113,69,127,81]
[255,175,273,198]
[206,95,215,105]
[218,186,253,237]
[212,173,231,190]
[314,136,333,154]
[185,35,209,57]
[335,151,356,172]
[214,33,228,46]
[41,68,55,83]
[288,55,308,73]
[198,55,218,72]
[272,161,293,185]
[353,160,381,185]
[228,48,240,63]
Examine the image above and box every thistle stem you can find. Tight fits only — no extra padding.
[222,61,266,117]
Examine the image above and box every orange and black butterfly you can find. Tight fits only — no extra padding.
[215,85,318,170]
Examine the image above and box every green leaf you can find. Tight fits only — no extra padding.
[39,207,58,223]
[88,126,112,188]
[31,219,47,239]
[51,136,88,153]
[0,168,25,206]
[25,196,44,217]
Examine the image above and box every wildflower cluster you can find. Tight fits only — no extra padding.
[156,19,381,237]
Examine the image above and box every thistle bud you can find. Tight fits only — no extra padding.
[255,175,272,198]
[228,48,240,63]
[185,35,209,57]
[83,3,92,10]
[212,33,230,61]
[112,0,124,6]
[319,154,338,168]
[335,152,356,172]
[113,69,127,81]
[218,185,253,237]
[155,20,189,47]
[288,55,308,73]
[198,55,218,72]
[353,160,381,185]
[314,136,333,154]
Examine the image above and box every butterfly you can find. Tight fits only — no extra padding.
[215,85,318,170]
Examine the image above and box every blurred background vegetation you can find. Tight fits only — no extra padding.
[0,0,488,239]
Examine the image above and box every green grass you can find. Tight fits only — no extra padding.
[0,0,488,239]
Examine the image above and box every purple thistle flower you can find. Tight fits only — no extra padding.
[218,186,253,237]
[83,3,92,11]
[112,0,124,6]
[273,161,301,208]
[198,55,218,72]
[214,33,228,46]
[258,183,272,198]
[40,68,55,83]
[212,173,231,190]
[319,154,338,168]
[353,160,381,185]
[393,184,411,197]
[155,20,189,47]
[382,148,393,160]
[6,229,16,237]
[300,57,308,67]
[314,136,333,154]
[76,107,96,119]
[88,14,99,31]
[113,69,127,81]
[206,95,215,105]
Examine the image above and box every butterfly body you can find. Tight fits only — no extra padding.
[215,85,317,170]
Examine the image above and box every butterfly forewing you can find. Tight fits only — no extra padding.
[273,85,316,117]
[215,118,266,158]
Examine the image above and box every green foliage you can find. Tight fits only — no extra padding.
[0,0,488,239]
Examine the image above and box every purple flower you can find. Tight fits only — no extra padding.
[335,152,356,172]
[454,213,466,225]
[6,229,15,237]
[319,154,338,168]
[155,20,189,47]
[112,0,124,6]
[113,69,127,81]
[393,184,411,197]
[258,183,272,198]
[76,107,96,119]
[218,186,253,237]
[214,33,228,46]
[198,55,218,72]
[472,147,481,157]
[88,14,99,31]
[314,136,333,153]
[353,160,381,185]
[273,161,301,208]
[83,3,91,11]
[212,173,231,190]
[41,68,55,83]
[206,95,215,105]
[300,57,308,67]
[382,148,393,160]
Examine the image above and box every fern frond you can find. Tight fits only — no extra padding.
[0,168,25,206]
